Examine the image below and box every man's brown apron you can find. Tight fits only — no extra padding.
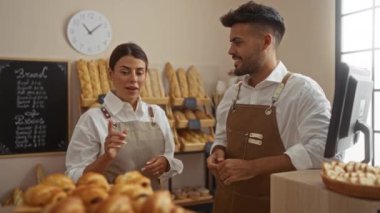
[213,73,292,213]
[100,106,165,190]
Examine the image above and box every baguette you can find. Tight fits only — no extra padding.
[187,65,207,98]
[88,60,102,98]
[77,59,94,99]
[176,68,189,97]
[97,59,111,94]
[149,68,162,97]
[164,62,182,98]
[145,70,154,97]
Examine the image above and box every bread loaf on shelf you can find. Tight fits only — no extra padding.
[149,68,165,98]
[77,59,94,99]
[164,62,182,98]
[88,60,102,98]
[176,68,189,98]
[97,59,111,94]
[187,65,207,98]
[184,109,196,120]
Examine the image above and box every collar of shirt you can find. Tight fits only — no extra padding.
[241,61,288,90]
[103,91,144,118]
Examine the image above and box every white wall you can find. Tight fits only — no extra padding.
[0,0,335,201]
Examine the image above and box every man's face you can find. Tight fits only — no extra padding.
[228,23,265,76]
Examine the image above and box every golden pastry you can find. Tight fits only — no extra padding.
[77,172,110,191]
[24,184,66,207]
[164,62,182,98]
[42,173,75,194]
[95,194,134,213]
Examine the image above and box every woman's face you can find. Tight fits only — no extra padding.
[109,55,147,107]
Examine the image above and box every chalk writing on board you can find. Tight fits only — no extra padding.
[0,59,68,155]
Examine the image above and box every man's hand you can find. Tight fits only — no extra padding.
[218,159,256,185]
[207,147,225,178]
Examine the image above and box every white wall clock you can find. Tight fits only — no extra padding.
[67,10,112,55]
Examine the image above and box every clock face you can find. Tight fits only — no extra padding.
[67,10,112,55]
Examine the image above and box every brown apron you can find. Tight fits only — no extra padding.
[213,73,292,213]
[100,106,165,190]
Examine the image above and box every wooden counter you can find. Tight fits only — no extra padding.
[270,169,380,213]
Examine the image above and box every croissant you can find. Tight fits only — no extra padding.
[42,173,75,193]
[77,172,110,191]
[71,185,109,210]
[44,196,86,213]
[95,194,134,213]
[24,184,66,207]
[114,171,151,189]
[140,190,173,213]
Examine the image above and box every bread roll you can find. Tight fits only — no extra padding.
[88,60,102,98]
[24,184,66,207]
[42,173,75,193]
[95,195,134,213]
[176,68,189,97]
[77,59,94,99]
[97,59,111,94]
[194,110,208,119]
[164,62,182,98]
[173,111,187,122]
[184,110,196,120]
[77,172,110,191]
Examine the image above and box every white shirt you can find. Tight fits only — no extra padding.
[212,62,333,169]
[65,92,183,181]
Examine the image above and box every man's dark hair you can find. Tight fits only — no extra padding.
[109,42,148,70]
[221,1,285,45]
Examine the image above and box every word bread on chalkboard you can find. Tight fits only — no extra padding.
[0,59,68,155]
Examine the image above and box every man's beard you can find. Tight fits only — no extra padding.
[233,61,260,76]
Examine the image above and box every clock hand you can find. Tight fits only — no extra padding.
[82,24,92,34]
[89,23,103,34]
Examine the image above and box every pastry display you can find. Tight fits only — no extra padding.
[321,161,380,200]
[114,171,151,189]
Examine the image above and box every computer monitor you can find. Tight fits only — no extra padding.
[324,62,373,164]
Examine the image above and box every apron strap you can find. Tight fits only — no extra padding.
[265,72,293,115]
[232,81,243,111]
[100,104,156,125]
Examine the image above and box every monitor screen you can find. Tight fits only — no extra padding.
[324,62,373,163]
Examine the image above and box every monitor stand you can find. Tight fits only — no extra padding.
[354,120,373,165]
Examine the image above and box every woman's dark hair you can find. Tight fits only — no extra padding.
[221,1,285,46]
[109,42,148,70]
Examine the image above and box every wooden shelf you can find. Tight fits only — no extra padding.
[174,196,213,207]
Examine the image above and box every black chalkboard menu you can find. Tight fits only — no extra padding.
[0,59,68,155]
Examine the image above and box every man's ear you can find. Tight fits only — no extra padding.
[262,33,273,50]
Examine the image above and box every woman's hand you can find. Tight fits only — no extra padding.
[142,156,169,177]
[104,120,127,160]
